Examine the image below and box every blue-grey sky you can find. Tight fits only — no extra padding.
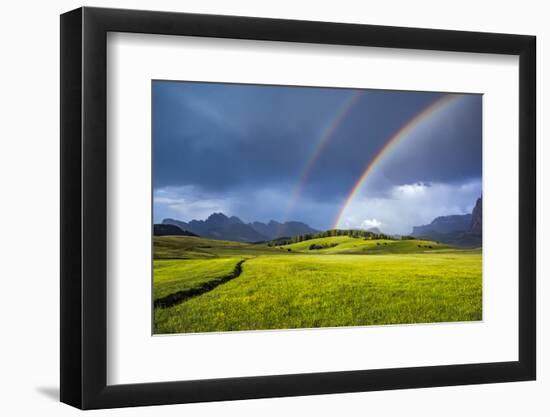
[153,81,482,234]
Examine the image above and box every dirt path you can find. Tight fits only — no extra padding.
[154,259,246,308]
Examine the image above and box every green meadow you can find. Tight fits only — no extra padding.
[153,235,482,334]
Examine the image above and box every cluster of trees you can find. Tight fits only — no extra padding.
[309,242,339,250]
[417,244,434,249]
[267,229,394,247]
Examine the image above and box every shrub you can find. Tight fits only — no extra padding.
[309,244,324,250]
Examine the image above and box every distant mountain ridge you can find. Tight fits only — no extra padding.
[249,220,318,240]
[470,197,482,233]
[412,214,472,236]
[410,196,482,248]
[162,213,318,243]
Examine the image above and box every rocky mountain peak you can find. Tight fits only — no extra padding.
[470,197,482,233]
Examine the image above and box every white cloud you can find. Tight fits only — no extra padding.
[154,186,231,222]
[393,182,430,197]
[361,218,382,229]
[339,179,481,235]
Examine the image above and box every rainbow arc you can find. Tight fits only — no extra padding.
[279,90,363,226]
[332,94,461,229]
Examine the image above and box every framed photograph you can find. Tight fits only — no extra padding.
[60,7,536,409]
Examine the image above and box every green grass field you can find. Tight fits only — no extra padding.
[153,258,244,301]
[283,235,454,254]
[153,235,482,334]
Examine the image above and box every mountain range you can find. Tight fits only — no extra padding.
[161,213,318,243]
[156,197,482,247]
[410,196,482,247]
[411,214,472,236]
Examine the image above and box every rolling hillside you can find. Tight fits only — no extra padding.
[152,233,481,334]
[282,235,453,254]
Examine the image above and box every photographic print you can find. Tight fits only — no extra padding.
[152,81,482,335]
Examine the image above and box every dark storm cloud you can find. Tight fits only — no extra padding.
[153,82,355,193]
[294,92,482,200]
[371,94,482,189]
[153,81,482,230]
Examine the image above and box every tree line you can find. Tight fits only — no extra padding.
[266,229,396,247]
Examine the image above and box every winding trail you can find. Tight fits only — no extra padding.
[154,259,246,309]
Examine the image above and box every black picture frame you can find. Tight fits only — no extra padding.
[60,6,536,410]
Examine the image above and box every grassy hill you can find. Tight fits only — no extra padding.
[152,234,482,334]
[154,235,284,259]
[282,235,453,254]
[154,235,455,259]
[155,252,481,333]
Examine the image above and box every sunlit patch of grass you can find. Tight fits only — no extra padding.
[284,236,453,254]
[154,251,482,334]
[153,258,244,301]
